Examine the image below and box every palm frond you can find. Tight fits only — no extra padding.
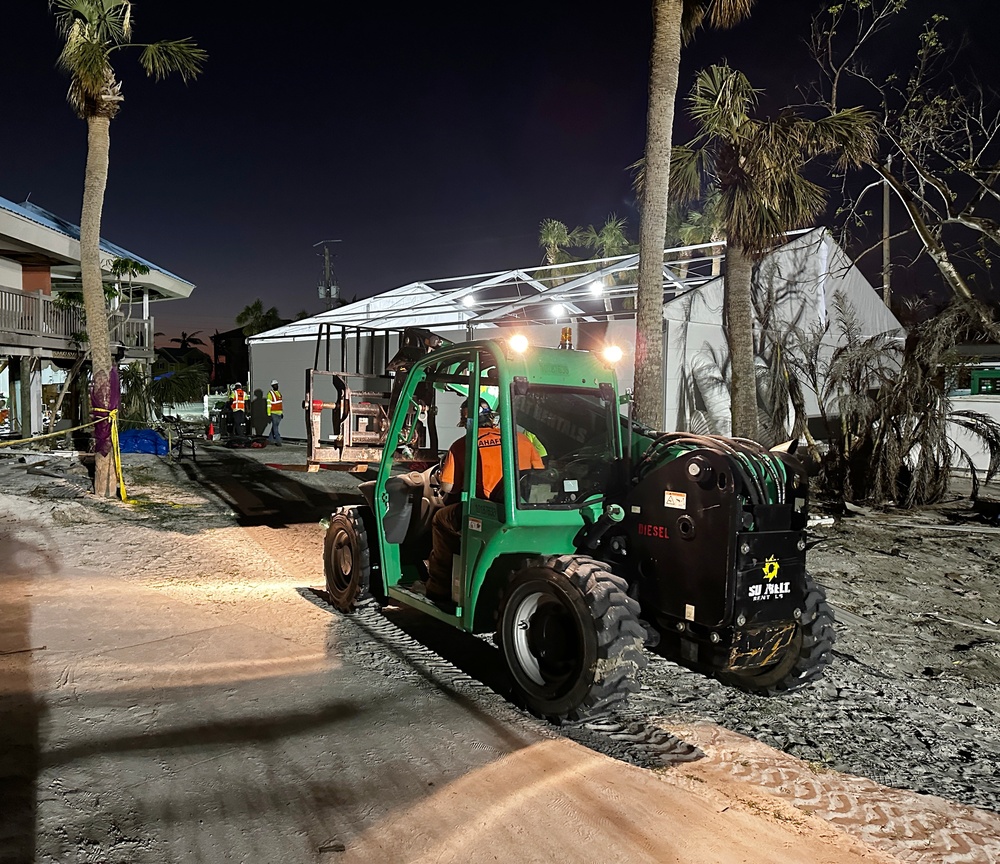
[687,65,758,139]
[57,37,113,95]
[681,0,756,43]
[720,181,784,249]
[706,0,757,29]
[539,219,571,248]
[50,0,131,42]
[948,410,1000,480]
[949,440,984,500]
[51,0,205,108]
[138,40,207,83]
[764,171,828,228]
[668,145,707,204]
[807,107,878,168]
[802,294,999,506]
[679,64,876,260]
[119,361,152,423]
[582,215,631,257]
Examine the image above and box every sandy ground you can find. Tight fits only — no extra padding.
[0,440,996,863]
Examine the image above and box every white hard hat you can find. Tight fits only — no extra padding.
[271,380,279,387]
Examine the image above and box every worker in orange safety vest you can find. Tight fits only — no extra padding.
[266,380,283,446]
[229,382,247,437]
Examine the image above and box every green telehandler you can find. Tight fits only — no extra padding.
[319,328,835,721]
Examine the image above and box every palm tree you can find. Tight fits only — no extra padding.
[170,330,206,350]
[656,194,725,282]
[50,0,205,497]
[782,294,1000,506]
[538,219,582,266]
[537,219,588,290]
[579,215,632,260]
[676,190,724,278]
[579,216,635,312]
[235,299,283,337]
[670,64,875,438]
[634,0,756,429]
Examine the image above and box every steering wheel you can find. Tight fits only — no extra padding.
[518,467,565,505]
[541,456,595,504]
[518,468,538,503]
[427,461,446,503]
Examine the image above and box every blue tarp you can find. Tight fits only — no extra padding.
[119,428,169,456]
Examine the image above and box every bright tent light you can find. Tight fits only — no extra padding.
[551,303,565,317]
[461,294,475,307]
[589,279,603,296]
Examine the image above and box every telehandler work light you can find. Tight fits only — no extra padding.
[601,344,624,365]
[508,333,529,353]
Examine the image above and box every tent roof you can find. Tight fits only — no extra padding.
[251,281,481,342]
[250,238,733,344]
[249,227,898,346]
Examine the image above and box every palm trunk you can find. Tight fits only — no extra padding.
[82,114,117,498]
[676,248,692,281]
[725,244,758,440]
[634,0,684,429]
[711,232,724,277]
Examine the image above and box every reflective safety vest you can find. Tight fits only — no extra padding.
[267,389,283,415]
[231,388,246,412]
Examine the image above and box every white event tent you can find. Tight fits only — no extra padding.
[249,228,904,442]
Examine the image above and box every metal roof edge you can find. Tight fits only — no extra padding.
[0,195,194,288]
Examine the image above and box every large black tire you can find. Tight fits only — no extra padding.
[324,507,372,612]
[498,555,647,722]
[717,572,836,695]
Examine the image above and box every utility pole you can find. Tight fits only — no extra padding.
[882,156,891,311]
[313,239,342,311]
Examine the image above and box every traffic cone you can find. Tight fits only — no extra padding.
[206,420,214,440]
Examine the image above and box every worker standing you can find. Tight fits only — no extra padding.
[266,380,283,446]
[229,381,247,437]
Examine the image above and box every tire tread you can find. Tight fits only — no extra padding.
[501,554,647,721]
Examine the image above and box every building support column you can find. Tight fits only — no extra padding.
[142,289,151,348]
[18,356,42,435]
[6,357,21,434]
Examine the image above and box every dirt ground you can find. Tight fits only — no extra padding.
[1,440,998,863]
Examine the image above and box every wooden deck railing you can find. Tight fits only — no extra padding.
[0,287,154,353]
[0,286,84,339]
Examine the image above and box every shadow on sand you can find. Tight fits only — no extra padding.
[173,446,364,528]
[0,521,61,864]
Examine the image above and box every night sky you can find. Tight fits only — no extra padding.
[3,2,994,345]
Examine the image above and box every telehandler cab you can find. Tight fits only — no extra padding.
[321,330,835,721]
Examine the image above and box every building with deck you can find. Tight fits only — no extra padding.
[0,195,195,437]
